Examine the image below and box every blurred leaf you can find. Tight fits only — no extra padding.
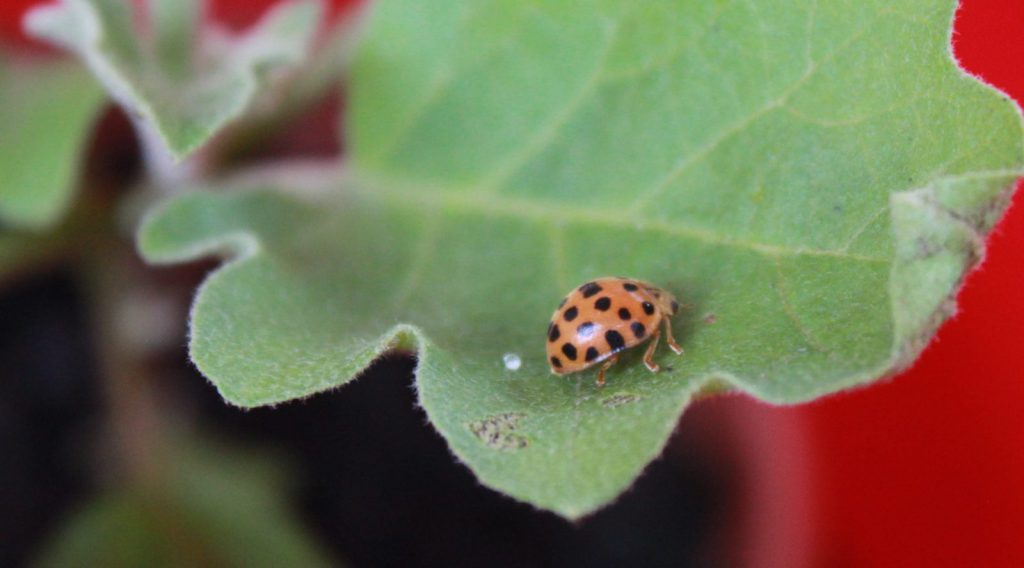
[139,0,1023,518]
[35,444,335,568]
[0,60,102,228]
[24,0,322,161]
[0,232,64,285]
[0,235,36,277]
[209,14,365,167]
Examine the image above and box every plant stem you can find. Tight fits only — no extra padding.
[82,236,170,486]
[133,118,196,192]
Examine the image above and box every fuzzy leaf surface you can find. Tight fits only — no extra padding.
[24,0,321,160]
[0,60,102,228]
[140,0,1023,517]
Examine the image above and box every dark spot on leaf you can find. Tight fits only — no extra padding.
[703,313,717,324]
[915,237,941,259]
[468,413,528,451]
[563,306,578,321]
[594,297,611,311]
[603,393,641,408]
[670,300,679,314]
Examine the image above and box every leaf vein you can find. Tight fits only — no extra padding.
[387,212,442,311]
[597,0,734,83]
[771,257,830,353]
[476,17,623,194]
[628,12,884,213]
[365,8,535,164]
[547,224,570,294]
[354,177,890,263]
[804,0,817,67]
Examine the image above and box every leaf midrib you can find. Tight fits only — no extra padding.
[347,7,930,277]
[350,175,890,263]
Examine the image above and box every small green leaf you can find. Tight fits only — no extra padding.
[0,59,103,228]
[24,0,322,161]
[34,444,335,568]
[140,0,1024,518]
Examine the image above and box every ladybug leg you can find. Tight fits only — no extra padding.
[643,328,661,373]
[596,354,619,387]
[664,318,684,355]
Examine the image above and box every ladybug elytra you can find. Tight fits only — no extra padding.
[547,277,684,386]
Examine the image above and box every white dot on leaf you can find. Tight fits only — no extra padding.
[502,353,522,371]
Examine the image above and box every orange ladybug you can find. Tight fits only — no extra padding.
[546,277,684,386]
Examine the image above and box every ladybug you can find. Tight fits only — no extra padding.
[546,277,684,386]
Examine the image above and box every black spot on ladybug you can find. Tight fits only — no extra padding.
[594,297,611,311]
[618,307,632,320]
[631,322,646,339]
[585,347,600,362]
[548,322,560,342]
[579,282,603,298]
[550,356,562,369]
[671,300,679,313]
[562,343,578,361]
[605,330,625,351]
[642,301,655,315]
[623,282,638,291]
[563,306,578,321]
[577,322,596,341]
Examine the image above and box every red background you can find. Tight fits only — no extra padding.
[797,1,1024,564]
[3,0,1023,565]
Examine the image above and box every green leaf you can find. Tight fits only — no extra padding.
[0,60,103,228]
[139,0,1024,518]
[34,444,335,567]
[24,0,322,161]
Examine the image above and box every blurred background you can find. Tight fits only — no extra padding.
[2,0,1023,566]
